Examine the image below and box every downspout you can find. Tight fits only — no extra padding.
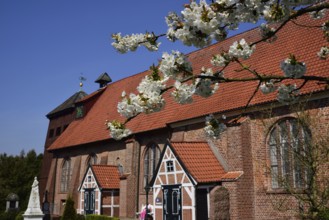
[192,186,196,220]
[207,187,210,219]
[99,188,103,215]
[52,154,58,214]
[135,138,142,214]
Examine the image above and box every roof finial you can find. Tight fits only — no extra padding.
[79,74,87,91]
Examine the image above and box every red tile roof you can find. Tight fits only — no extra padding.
[48,14,329,151]
[91,165,120,189]
[170,142,242,183]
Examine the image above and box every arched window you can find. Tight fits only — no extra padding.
[268,118,310,189]
[61,158,72,192]
[86,153,98,166]
[144,143,161,187]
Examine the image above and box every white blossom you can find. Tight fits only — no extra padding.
[171,81,196,104]
[194,67,220,98]
[111,32,160,54]
[136,93,165,114]
[280,55,306,78]
[309,9,327,19]
[228,39,255,59]
[137,75,167,95]
[260,80,277,94]
[117,93,142,118]
[277,84,299,104]
[165,1,230,48]
[106,120,132,140]
[259,23,277,42]
[204,114,226,139]
[166,12,183,42]
[211,52,231,67]
[117,72,168,118]
[317,46,329,59]
[263,4,290,22]
[159,51,193,80]
[110,0,329,139]
[322,21,329,32]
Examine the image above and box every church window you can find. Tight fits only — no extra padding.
[144,143,160,187]
[86,153,98,165]
[269,118,310,189]
[61,159,72,192]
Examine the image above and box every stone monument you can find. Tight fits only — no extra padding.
[23,177,44,220]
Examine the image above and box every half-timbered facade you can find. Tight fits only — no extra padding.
[78,165,120,217]
[151,142,243,220]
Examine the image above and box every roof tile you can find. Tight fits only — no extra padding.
[171,142,241,183]
[91,165,120,189]
[48,14,329,150]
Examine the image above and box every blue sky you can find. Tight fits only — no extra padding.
[0,0,259,155]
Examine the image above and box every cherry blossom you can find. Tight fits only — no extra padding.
[195,67,220,98]
[159,51,193,80]
[277,84,299,104]
[259,23,277,42]
[260,80,277,94]
[172,81,196,104]
[280,54,306,78]
[111,32,160,54]
[109,1,329,140]
[317,46,329,59]
[204,114,226,139]
[106,120,132,140]
[211,52,231,67]
[310,9,327,19]
[228,39,255,59]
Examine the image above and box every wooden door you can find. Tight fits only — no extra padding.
[196,189,208,220]
[163,185,182,220]
[84,189,95,215]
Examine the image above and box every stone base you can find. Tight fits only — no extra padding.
[23,214,44,220]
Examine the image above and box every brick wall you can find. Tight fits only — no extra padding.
[45,96,329,219]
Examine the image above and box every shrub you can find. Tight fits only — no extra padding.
[317,208,329,220]
[0,210,19,220]
[15,211,24,220]
[60,196,77,220]
[85,214,119,220]
[76,214,86,220]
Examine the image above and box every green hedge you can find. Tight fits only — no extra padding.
[0,210,20,220]
[61,196,77,220]
[85,214,119,220]
[317,208,329,220]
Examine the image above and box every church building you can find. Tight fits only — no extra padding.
[39,13,329,220]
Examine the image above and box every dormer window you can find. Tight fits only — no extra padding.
[76,105,84,119]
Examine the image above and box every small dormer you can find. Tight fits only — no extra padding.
[95,72,112,88]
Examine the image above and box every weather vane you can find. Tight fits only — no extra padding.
[79,74,87,91]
